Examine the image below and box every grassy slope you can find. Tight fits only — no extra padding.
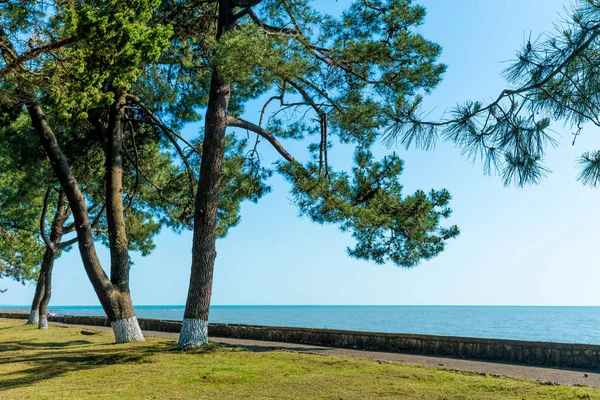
[1,319,599,399]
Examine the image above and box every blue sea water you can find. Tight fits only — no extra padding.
[4,305,600,345]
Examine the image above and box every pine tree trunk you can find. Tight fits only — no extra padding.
[178,0,234,349]
[104,94,144,342]
[37,247,56,329]
[27,273,45,324]
[26,97,144,343]
[37,190,65,329]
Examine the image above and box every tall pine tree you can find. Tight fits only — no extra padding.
[169,0,460,348]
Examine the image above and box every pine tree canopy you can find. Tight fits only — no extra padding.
[0,100,45,288]
[387,0,600,188]
[216,0,459,266]
[0,0,460,270]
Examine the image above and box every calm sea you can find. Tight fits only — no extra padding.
[4,305,600,345]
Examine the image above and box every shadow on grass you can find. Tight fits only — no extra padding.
[0,330,326,392]
[0,339,93,351]
[218,342,332,354]
[0,325,18,331]
[0,338,174,391]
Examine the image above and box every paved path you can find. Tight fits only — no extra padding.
[37,320,600,388]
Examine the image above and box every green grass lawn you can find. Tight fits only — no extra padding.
[1,319,599,399]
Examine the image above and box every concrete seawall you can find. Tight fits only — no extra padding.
[2,311,600,370]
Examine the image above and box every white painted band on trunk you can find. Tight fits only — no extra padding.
[111,317,145,343]
[27,310,39,325]
[39,315,48,329]
[178,318,208,349]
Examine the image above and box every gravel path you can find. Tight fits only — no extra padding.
[33,320,600,388]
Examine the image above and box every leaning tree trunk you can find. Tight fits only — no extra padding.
[178,0,234,349]
[25,96,144,343]
[37,247,57,329]
[27,273,45,324]
[38,190,67,329]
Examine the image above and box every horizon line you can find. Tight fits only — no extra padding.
[3,304,600,308]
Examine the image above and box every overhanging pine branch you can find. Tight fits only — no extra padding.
[227,116,307,174]
[0,37,74,79]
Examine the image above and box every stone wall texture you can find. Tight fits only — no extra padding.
[2,311,600,370]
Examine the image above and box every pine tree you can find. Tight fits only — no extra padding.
[171,0,460,349]
[388,0,600,187]
[2,0,460,348]
[0,101,46,294]
[0,0,270,341]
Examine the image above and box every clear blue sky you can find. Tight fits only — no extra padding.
[2,0,599,307]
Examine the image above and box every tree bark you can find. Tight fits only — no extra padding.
[107,94,130,291]
[27,274,44,324]
[38,190,66,329]
[37,246,56,329]
[104,94,143,342]
[178,0,234,349]
[26,97,144,342]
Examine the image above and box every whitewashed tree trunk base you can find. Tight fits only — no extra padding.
[111,317,145,343]
[39,315,48,329]
[27,310,39,325]
[178,319,208,349]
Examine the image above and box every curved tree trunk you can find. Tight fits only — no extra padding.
[27,273,45,324]
[37,247,56,329]
[38,190,66,329]
[26,98,144,343]
[178,0,234,349]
